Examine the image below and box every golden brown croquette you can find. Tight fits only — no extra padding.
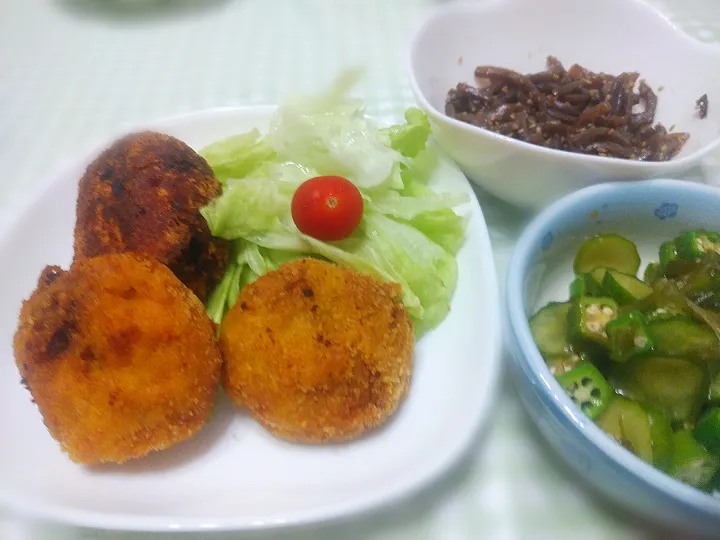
[13,253,223,465]
[220,258,414,443]
[73,131,229,302]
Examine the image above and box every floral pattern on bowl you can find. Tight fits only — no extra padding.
[654,202,679,220]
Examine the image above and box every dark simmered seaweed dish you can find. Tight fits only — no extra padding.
[446,56,694,162]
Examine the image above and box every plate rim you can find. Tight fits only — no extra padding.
[0,105,504,533]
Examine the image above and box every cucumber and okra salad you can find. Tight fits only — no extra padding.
[530,229,720,494]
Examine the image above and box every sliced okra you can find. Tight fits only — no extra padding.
[568,296,618,346]
[546,351,584,376]
[674,229,720,260]
[569,268,607,298]
[662,230,720,277]
[659,240,682,277]
[643,262,662,284]
[556,361,614,420]
[605,310,654,363]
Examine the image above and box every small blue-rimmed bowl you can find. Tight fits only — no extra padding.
[506,179,720,536]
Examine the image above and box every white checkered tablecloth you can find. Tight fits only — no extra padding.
[1,1,719,539]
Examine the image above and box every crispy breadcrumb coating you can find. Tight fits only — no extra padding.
[13,253,222,465]
[73,131,229,302]
[220,258,414,443]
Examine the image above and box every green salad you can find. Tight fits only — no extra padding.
[200,71,468,336]
[530,230,720,495]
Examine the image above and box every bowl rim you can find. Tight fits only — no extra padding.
[506,178,720,515]
[406,0,720,170]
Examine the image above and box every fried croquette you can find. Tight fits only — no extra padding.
[73,131,229,302]
[13,253,223,465]
[220,258,414,443]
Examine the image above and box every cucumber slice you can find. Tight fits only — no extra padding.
[598,396,652,462]
[710,372,720,404]
[529,302,571,357]
[649,318,719,366]
[693,407,720,455]
[644,404,675,473]
[603,270,653,305]
[590,267,609,287]
[610,355,708,425]
[670,430,719,488]
[573,234,641,276]
[703,470,720,495]
[597,396,625,442]
[596,396,673,470]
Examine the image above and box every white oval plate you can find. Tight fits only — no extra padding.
[0,106,502,532]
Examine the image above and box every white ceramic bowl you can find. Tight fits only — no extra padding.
[408,0,720,209]
[507,180,720,537]
[0,107,503,532]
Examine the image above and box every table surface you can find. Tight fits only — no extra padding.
[1,1,719,539]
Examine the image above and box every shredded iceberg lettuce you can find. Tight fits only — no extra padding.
[201,73,468,336]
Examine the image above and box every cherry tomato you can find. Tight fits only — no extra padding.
[291,175,364,241]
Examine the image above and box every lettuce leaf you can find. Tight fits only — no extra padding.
[199,128,276,183]
[200,72,468,335]
[380,107,431,159]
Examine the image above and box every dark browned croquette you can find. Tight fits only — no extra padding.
[73,131,229,302]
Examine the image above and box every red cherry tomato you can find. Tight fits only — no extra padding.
[291,175,364,241]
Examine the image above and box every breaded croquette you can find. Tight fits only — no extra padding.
[220,258,414,443]
[73,131,229,302]
[13,253,223,465]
